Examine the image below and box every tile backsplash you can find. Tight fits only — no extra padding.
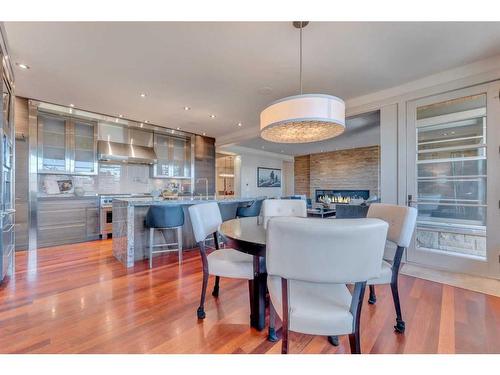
[38,163,192,196]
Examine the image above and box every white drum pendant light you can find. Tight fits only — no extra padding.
[260,22,346,143]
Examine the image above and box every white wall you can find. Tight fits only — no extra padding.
[380,104,398,204]
[217,145,294,198]
[239,153,283,198]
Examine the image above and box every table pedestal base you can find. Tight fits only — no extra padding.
[248,256,267,331]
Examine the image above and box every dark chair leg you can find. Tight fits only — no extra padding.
[281,278,289,354]
[348,281,366,354]
[391,245,406,333]
[212,276,220,297]
[328,336,339,346]
[281,321,289,354]
[368,285,377,304]
[348,332,361,354]
[197,242,209,319]
[391,278,405,333]
[268,301,278,342]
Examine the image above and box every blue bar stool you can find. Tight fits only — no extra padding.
[144,205,185,268]
[236,199,264,218]
[217,201,240,222]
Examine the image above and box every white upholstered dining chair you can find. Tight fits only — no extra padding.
[188,202,254,319]
[261,199,307,228]
[266,217,388,354]
[366,203,418,333]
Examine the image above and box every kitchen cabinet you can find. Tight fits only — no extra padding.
[85,207,100,238]
[194,135,215,196]
[38,112,97,175]
[0,40,15,284]
[152,133,191,178]
[37,196,100,247]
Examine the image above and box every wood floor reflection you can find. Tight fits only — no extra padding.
[0,239,498,354]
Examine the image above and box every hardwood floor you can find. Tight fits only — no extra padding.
[0,239,499,354]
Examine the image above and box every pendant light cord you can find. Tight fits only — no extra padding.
[299,24,303,95]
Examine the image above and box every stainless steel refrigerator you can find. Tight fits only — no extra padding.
[0,25,15,284]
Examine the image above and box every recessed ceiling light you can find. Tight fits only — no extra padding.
[69,104,75,107]
[202,132,206,136]
[176,127,181,130]
[184,106,191,111]
[140,93,146,98]
[210,114,216,118]
[16,62,30,70]
[144,120,149,123]
[237,122,242,127]
[119,114,123,118]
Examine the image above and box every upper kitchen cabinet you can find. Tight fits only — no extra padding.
[73,120,97,174]
[152,133,192,178]
[38,113,68,173]
[194,135,216,196]
[38,112,97,175]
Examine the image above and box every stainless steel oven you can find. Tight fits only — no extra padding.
[99,194,151,238]
[99,194,119,238]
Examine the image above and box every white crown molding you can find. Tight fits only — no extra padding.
[345,53,500,109]
[217,144,294,161]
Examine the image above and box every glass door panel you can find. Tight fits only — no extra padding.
[73,120,96,174]
[172,137,187,177]
[38,114,68,172]
[154,134,171,177]
[407,84,500,278]
[2,78,12,134]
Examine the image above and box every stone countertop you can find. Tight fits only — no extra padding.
[113,196,256,206]
[37,194,99,200]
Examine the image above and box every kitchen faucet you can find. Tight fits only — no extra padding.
[196,178,209,199]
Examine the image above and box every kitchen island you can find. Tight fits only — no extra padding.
[112,197,255,267]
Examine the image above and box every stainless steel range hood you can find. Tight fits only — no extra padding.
[98,140,157,164]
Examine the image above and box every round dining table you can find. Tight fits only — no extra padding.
[219,216,268,331]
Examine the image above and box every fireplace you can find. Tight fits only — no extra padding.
[315,189,370,204]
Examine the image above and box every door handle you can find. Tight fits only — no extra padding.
[407,195,418,207]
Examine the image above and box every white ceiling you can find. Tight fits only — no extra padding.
[5,22,500,143]
[237,110,380,156]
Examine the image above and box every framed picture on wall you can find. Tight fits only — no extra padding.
[257,167,281,188]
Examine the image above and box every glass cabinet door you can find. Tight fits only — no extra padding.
[153,134,191,178]
[38,113,97,175]
[38,113,68,172]
[154,134,171,177]
[73,120,97,174]
[2,78,12,134]
[172,137,188,177]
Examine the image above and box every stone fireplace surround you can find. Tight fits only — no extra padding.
[294,145,380,200]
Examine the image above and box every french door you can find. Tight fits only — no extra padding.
[406,82,500,278]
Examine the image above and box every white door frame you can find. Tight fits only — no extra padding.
[405,81,500,278]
